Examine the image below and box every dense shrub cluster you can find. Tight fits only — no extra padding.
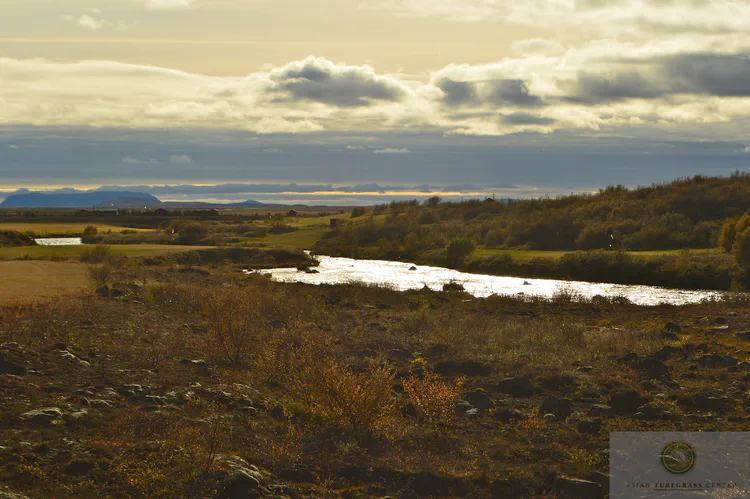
[317,173,750,257]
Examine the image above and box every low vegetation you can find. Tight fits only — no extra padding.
[0,230,36,247]
[0,253,748,497]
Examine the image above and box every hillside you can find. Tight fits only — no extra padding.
[0,191,161,208]
[317,173,750,256]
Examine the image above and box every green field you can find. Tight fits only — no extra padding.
[0,222,153,236]
[0,244,211,261]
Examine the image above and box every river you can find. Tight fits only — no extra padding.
[252,254,727,306]
[34,238,84,246]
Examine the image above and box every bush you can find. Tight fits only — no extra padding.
[83,225,98,236]
[80,244,111,264]
[403,369,464,428]
[300,361,397,435]
[204,286,258,365]
[446,238,476,267]
[88,264,113,287]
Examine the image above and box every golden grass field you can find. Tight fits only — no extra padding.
[0,260,90,304]
[0,222,152,236]
[0,244,212,261]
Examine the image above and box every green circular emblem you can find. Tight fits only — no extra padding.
[660,441,696,475]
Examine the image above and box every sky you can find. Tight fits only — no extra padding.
[1,0,750,204]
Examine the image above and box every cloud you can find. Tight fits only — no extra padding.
[261,148,282,153]
[346,145,366,150]
[145,0,196,9]
[7,145,19,149]
[169,154,195,164]
[512,38,566,56]
[122,157,160,165]
[500,113,555,126]
[435,78,543,108]
[268,56,408,108]
[373,148,411,154]
[63,14,107,30]
[742,146,750,153]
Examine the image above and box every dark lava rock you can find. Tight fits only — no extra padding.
[655,345,683,361]
[387,349,415,363]
[577,419,602,434]
[95,285,109,297]
[497,376,536,397]
[620,354,669,378]
[736,331,750,342]
[664,322,682,333]
[555,476,604,499]
[0,353,26,376]
[540,374,577,391]
[678,392,732,412]
[490,479,527,497]
[634,402,667,421]
[463,389,493,410]
[538,396,573,421]
[434,360,492,377]
[219,467,267,499]
[697,354,738,368]
[63,460,95,476]
[608,390,648,415]
[492,407,526,422]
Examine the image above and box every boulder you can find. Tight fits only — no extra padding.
[492,407,526,423]
[555,476,604,499]
[588,404,614,417]
[576,419,602,434]
[434,360,492,377]
[21,407,64,425]
[608,390,647,415]
[497,376,536,397]
[219,466,267,499]
[0,353,26,376]
[463,389,493,410]
[678,392,732,412]
[540,374,577,391]
[538,396,573,421]
[696,354,738,368]
[736,331,750,342]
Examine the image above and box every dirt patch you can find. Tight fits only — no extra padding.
[0,261,90,304]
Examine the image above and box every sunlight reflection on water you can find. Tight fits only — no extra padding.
[252,255,727,306]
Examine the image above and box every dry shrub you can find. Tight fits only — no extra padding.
[80,244,111,264]
[299,360,398,435]
[204,286,259,365]
[88,263,113,287]
[403,369,465,428]
[106,405,231,497]
[141,282,205,313]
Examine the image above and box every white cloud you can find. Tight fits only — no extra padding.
[169,154,195,164]
[145,0,196,10]
[373,148,411,154]
[8,145,19,149]
[346,145,366,150]
[261,148,282,153]
[742,146,750,153]
[512,38,565,56]
[63,14,108,30]
[122,157,160,165]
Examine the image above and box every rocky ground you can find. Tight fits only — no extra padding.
[0,263,749,498]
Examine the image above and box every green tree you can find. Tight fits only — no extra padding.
[446,238,475,267]
[732,228,750,267]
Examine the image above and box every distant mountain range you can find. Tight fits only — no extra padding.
[0,191,161,208]
[0,191,271,209]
